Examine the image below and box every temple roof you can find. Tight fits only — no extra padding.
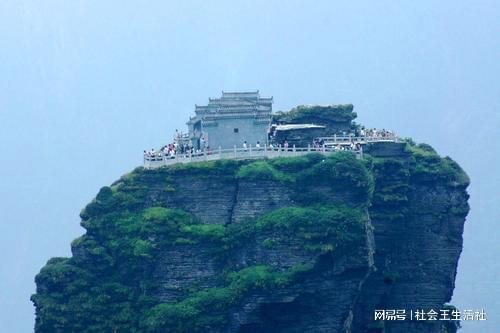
[194,91,273,117]
[221,90,260,99]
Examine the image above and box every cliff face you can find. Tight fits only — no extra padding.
[31,139,469,332]
[354,143,469,333]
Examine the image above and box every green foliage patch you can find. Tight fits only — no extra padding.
[143,264,312,333]
[273,104,357,124]
[293,152,374,206]
[269,153,324,173]
[254,205,366,253]
[236,160,292,182]
[406,143,469,187]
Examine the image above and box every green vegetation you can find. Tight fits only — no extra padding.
[167,158,242,176]
[236,152,375,206]
[369,157,410,222]
[143,264,312,332]
[254,205,366,253]
[273,104,357,124]
[236,152,374,207]
[236,160,292,182]
[406,143,469,187]
[368,142,469,223]
[294,152,374,205]
[269,153,324,173]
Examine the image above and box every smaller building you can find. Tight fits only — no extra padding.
[187,91,272,150]
[272,124,327,147]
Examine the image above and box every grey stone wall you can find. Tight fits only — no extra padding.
[204,118,270,150]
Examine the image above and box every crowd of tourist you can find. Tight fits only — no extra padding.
[144,143,210,160]
[144,127,395,161]
[359,127,396,139]
[144,129,206,160]
[311,139,362,152]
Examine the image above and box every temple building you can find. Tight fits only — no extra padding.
[187,91,273,150]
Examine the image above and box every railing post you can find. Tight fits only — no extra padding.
[204,149,207,161]
[293,145,296,155]
[322,144,326,153]
[218,145,222,157]
[249,144,252,156]
[234,145,237,158]
[307,144,310,152]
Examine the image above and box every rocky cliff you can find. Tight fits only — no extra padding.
[32,113,469,333]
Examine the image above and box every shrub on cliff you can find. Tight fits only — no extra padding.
[254,205,366,253]
[273,104,357,124]
[142,264,312,332]
[294,152,374,205]
[406,143,470,187]
[236,160,292,182]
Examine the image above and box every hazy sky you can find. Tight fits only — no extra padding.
[0,1,498,332]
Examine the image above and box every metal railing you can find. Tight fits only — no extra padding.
[143,135,400,169]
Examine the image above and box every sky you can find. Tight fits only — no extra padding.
[0,1,498,332]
